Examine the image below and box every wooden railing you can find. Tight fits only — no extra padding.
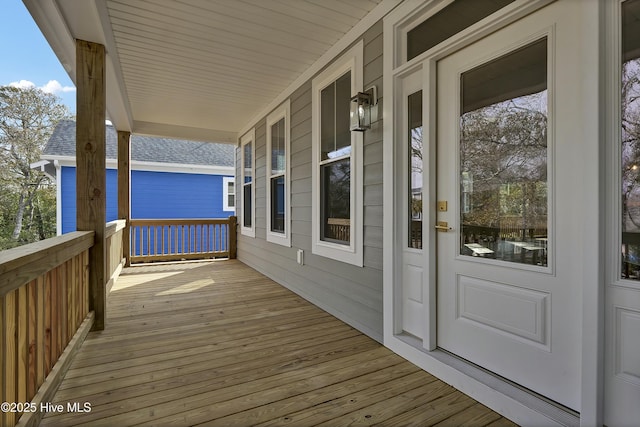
[462,216,548,244]
[105,220,126,293]
[130,216,237,264]
[497,216,547,240]
[326,218,350,242]
[0,232,95,427]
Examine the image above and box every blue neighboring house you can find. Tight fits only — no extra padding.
[38,120,236,235]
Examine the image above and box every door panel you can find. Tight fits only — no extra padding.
[436,4,580,410]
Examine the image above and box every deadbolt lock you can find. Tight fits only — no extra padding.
[437,201,448,212]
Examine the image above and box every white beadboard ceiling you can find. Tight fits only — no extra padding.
[24,0,394,143]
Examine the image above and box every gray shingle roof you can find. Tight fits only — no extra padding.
[43,120,235,167]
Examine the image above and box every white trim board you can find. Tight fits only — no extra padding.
[41,156,234,176]
[265,100,292,247]
[310,41,364,267]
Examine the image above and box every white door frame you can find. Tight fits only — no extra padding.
[604,1,640,426]
[382,0,604,425]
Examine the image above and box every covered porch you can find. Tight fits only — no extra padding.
[39,260,512,426]
[12,0,632,425]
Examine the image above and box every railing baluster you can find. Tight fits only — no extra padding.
[1,232,94,427]
[3,290,17,427]
[127,219,234,263]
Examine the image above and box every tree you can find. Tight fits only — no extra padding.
[460,91,548,230]
[0,85,71,248]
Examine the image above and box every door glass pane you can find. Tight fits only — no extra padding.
[408,90,423,249]
[320,159,350,244]
[459,38,548,266]
[622,0,640,279]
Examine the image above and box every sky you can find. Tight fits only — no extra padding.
[1,0,76,113]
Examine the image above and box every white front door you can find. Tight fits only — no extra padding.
[435,5,580,411]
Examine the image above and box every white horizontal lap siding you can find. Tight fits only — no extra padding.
[237,22,384,342]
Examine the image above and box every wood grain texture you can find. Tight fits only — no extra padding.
[130,218,234,263]
[117,131,131,267]
[0,232,93,296]
[3,290,17,427]
[40,260,515,427]
[1,249,91,426]
[76,38,107,331]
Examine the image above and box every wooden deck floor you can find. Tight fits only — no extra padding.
[41,260,518,426]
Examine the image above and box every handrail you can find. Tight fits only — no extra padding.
[0,231,94,297]
[129,216,236,263]
[106,220,127,293]
[105,219,126,239]
[1,231,95,427]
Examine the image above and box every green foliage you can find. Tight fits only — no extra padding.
[0,85,71,249]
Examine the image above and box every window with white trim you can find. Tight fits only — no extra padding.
[240,129,255,237]
[223,176,235,212]
[266,100,291,246]
[312,41,364,266]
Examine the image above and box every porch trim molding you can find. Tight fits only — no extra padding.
[40,155,235,176]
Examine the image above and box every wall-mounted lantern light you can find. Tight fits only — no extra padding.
[350,86,377,132]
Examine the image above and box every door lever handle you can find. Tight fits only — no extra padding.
[434,221,452,232]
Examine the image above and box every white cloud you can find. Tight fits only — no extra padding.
[9,79,36,89]
[9,79,76,95]
[40,80,76,94]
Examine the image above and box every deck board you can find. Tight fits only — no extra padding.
[40,260,516,426]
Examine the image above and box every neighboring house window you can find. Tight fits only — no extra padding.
[223,176,235,212]
[266,100,291,246]
[240,129,255,237]
[311,41,364,266]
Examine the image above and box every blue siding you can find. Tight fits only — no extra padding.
[61,167,234,234]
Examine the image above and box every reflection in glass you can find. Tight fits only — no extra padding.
[621,0,640,279]
[270,117,286,234]
[407,0,514,62]
[243,142,252,183]
[271,118,285,174]
[321,72,352,160]
[408,91,423,249]
[271,176,285,233]
[242,141,252,228]
[243,185,252,227]
[459,38,548,266]
[321,159,351,244]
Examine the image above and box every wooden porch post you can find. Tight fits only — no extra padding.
[228,215,237,259]
[76,39,106,331]
[117,131,131,267]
